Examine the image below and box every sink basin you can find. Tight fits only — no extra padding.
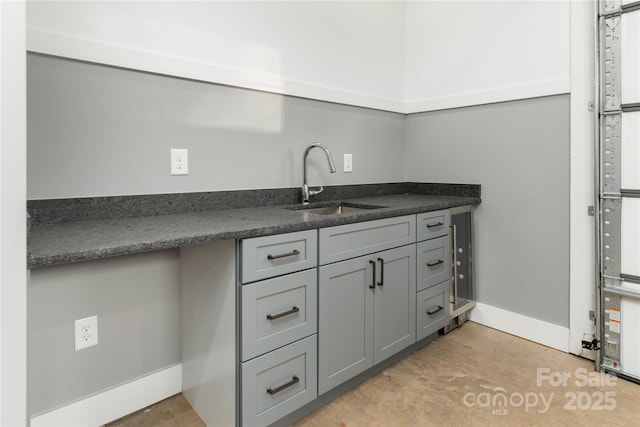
[287,202,384,215]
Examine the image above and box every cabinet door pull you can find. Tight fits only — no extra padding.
[427,259,444,267]
[266,306,300,320]
[426,222,444,229]
[427,305,444,315]
[266,375,300,395]
[267,249,300,260]
[369,259,376,289]
[377,257,384,286]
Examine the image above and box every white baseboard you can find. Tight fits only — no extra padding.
[30,364,182,427]
[470,302,570,353]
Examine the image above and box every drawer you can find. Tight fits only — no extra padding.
[417,209,450,241]
[417,235,451,292]
[241,335,317,426]
[417,281,450,341]
[241,269,317,361]
[241,230,317,283]
[319,215,416,265]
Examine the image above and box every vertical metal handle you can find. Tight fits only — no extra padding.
[377,257,384,286]
[452,224,458,305]
[369,259,376,289]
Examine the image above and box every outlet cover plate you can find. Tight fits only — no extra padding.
[75,315,98,351]
[171,149,189,175]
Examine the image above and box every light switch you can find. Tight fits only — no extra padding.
[344,154,353,173]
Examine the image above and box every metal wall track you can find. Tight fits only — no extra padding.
[597,0,640,375]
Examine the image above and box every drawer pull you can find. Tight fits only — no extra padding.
[266,306,300,320]
[369,259,376,289]
[427,305,444,315]
[426,222,444,229]
[427,259,444,267]
[267,375,300,395]
[267,249,300,261]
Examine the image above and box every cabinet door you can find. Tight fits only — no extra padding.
[318,255,374,395]
[373,245,416,364]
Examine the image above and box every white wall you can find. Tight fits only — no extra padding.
[404,0,571,112]
[569,0,596,357]
[26,0,406,112]
[0,0,27,425]
[26,1,573,114]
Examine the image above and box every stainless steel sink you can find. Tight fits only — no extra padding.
[287,202,384,215]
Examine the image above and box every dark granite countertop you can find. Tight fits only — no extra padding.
[28,192,479,269]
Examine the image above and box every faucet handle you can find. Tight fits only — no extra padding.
[308,186,324,196]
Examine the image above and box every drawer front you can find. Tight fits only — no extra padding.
[417,281,450,341]
[241,335,317,426]
[417,235,451,292]
[417,209,450,241]
[241,230,317,283]
[241,269,317,361]
[319,215,416,265]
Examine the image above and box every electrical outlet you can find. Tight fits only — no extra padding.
[74,315,98,351]
[171,149,189,175]
[344,154,353,173]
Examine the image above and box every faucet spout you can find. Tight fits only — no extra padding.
[302,143,336,204]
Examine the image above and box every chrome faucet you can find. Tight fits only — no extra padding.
[302,142,336,205]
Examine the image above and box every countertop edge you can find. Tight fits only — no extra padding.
[28,195,480,269]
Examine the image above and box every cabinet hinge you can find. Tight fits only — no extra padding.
[589,309,596,321]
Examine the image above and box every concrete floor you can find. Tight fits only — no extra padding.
[106,322,640,426]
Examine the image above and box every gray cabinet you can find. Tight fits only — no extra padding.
[417,281,450,340]
[318,255,373,394]
[239,231,319,425]
[241,230,317,283]
[241,335,317,426]
[240,269,317,361]
[417,235,451,292]
[417,209,450,241]
[415,209,451,339]
[182,208,475,425]
[318,244,415,395]
[373,245,417,363]
[319,215,416,265]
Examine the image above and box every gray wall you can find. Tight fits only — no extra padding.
[405,95,570,327]
[27,53,406,199]
[26,54,572,416]
[28,250,180,416]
